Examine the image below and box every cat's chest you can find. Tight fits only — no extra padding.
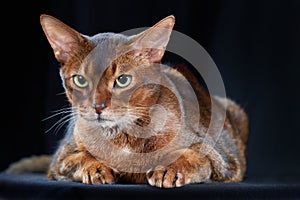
[74,121,176,154]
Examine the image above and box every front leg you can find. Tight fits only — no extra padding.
[146,142,242,188]
[146,148,212,188]
[81,156,118,184]
[47,137,118,184]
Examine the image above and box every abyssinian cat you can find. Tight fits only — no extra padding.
[5,14,248,188]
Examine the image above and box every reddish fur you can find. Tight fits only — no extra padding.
[40,14,249,188]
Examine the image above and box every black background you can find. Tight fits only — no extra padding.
[2,0,300,181]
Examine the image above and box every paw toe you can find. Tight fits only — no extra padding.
[147,166,183,188]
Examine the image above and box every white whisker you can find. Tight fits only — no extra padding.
[45,113,76,134]
[42,110,74,121]
[56,91,66,96]
[51,107,73,113]
[52,115,76,135]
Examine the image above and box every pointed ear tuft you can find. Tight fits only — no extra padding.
[40,14,89,64]
[133,15,175,63]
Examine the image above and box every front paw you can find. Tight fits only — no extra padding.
[146,165,186,188]
[82,161,118,184]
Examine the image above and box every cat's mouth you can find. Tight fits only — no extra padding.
[82,115,113,125]
[96,115,112,123]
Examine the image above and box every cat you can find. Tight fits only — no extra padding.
[5,14,249,188]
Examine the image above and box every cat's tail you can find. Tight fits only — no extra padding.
[4,155,52,174]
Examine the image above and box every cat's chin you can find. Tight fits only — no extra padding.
[97,120,116,128]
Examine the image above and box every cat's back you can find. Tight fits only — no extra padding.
[214,96,249,144]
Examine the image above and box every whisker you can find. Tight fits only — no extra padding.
[56,91,66,96]
[128,111,149,118]
[51,107,73,113]
[42,110,74,121]
[50,105,80,113]
[52,115,77,135]
[45,113,76,134]
[129,106,148,110]
[42,105,81,122]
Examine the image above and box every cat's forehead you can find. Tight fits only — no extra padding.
[88,32,133,64]
[78,33,134,76]
[90,32,132,47]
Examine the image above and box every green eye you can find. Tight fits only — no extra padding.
[73,75,88,88]
[115,74,132,88]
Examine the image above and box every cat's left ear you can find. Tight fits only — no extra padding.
[132,15,175,63]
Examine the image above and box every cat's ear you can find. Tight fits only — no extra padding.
[40,14,90,64]
[132,15,175,63]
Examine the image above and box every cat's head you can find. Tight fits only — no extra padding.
[40,14,175,129]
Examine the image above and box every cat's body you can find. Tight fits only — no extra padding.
[6,14,248,188]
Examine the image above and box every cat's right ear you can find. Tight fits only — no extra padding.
[131,15,175,63]
[40,14,89,64]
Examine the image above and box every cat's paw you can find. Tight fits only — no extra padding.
[82,161,118,184]
[146,165,186,188]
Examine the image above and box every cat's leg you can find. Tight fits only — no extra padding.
[80,154,119,184]
[47,134,119,184]
[146,147,211,188]
[146,142,242,188]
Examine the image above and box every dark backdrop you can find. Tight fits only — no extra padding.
[2,0,300,181]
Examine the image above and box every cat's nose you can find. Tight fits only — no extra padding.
[93,102,107,115]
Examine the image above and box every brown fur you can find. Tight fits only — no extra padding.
[5,155,52,174]
[14,14,249,188]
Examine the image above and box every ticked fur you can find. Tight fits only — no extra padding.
[36,14,249,188]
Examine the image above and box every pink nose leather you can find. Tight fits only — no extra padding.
[93,102,107,114]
